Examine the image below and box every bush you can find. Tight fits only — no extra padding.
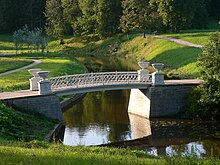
[189,32,220,120]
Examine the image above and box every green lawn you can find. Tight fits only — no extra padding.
[0,53,85,92]
[0,141,219,165]
[0,57,32,73]
[166,31,212,46]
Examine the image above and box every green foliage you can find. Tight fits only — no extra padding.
[77,0,98,35]
[120,0,142,33]
[61,0,82,34]
[45,0,65,42]
[191,0,209,29]
[153,0,197,32]
[96,0,122,38]
[189,32,220,120]
[0,0,45,33]
[13,25,47,54]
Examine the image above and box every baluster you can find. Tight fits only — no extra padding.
[127,72,129,84]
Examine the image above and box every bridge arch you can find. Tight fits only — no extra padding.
[49,71,152,96]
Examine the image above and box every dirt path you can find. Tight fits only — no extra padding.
[0,59,42,77]
[154,35,203,48]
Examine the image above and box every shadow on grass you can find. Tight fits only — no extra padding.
[149,47,202,69]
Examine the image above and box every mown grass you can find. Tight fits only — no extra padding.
[0,53,85,92]
[0,141,219,165]
[0,57,32,73]
[166,31,212,46]
[60,34,202,78]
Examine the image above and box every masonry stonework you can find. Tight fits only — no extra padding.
[128,84,197,118]
[4,94,63,121]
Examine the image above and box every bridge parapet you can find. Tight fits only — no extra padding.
[49,71,152,90]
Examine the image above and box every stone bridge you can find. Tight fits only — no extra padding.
[1,62,203,121]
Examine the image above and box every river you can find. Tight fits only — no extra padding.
[62,56,220,158]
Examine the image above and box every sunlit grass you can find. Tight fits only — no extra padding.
[0,57,32,73]
[0,142,219,165]
[165,31,215,46]
[0,53,85,92]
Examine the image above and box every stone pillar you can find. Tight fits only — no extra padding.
[37,71,52,95]
[30,77,41,91]
[152,63,164,86]
[138,69,150,81]
[28,69,42,91]
[152,72,164,85]
[137,61,150,81]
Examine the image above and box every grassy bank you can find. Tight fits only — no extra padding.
[1,31,220,164]
[0,141,219,165]
[62,34,202,78]
[0,103,57,141]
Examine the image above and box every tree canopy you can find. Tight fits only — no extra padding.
[0,0,219,37]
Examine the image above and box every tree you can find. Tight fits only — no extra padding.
[77,0,98,35]
[13,25,47,54]
[45,0,65,44]
[96,0,122,38]
[207,0,220,20]
[154,0,197,32]
[61,0,82,34]
[120,0,162,37]
[194,32,220,120]
[0,0,15,32]
[191,0,209,29]
[120,0,142,34]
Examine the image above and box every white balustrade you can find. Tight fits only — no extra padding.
[49,72,152,90]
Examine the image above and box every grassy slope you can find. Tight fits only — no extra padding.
[63,34,202,78]
[0,103,57,141]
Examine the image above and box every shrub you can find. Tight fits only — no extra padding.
[189,32,220,120]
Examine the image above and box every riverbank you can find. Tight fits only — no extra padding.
[0,31,219,163]
[0,140,219,165]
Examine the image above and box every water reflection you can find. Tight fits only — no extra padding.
[63,90,220,157]
[63,90,132,146]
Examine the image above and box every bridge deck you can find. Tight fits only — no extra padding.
[0,79,203,100]
[0,90,39,100]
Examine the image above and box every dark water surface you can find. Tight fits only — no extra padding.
[63,56,220,157]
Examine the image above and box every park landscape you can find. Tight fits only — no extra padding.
[0,0,220,164]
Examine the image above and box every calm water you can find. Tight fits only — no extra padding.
[62,56,220,157]
[63,90,220,157]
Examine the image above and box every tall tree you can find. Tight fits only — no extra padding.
[191,0,209,28]
[45,0,65,44]
[120,0,141,33]
[208,0,220,20]
[154,0,197,32]
[96,0,122,38]
[77,0,98,35]
[61,0,82,34]
[0,0,15,33]
[120,0,162,36]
